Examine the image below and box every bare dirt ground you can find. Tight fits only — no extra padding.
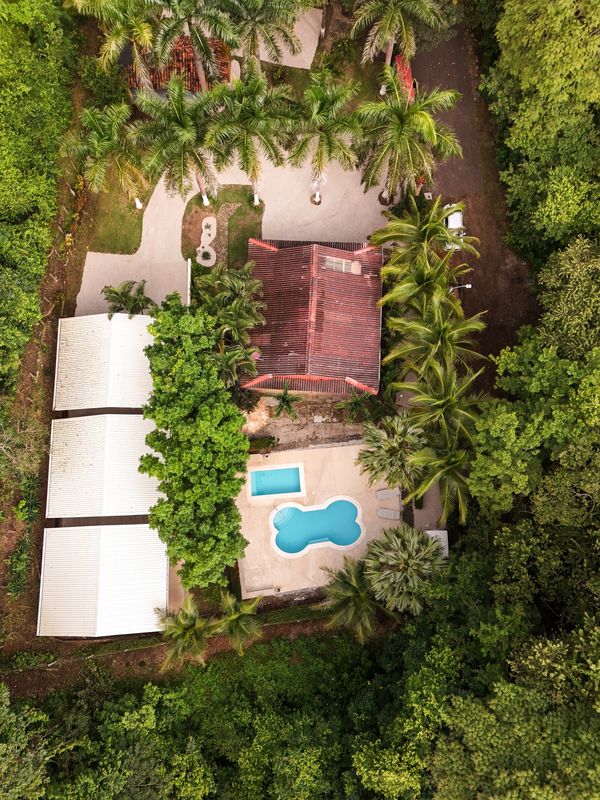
[413,28,538,365]
[257,396,363,450]
[1,618,331,700]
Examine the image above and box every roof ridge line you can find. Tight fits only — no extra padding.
[306,244,319,374]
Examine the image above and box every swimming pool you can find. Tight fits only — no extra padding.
[249,465,304,498]
[272,497,363,556]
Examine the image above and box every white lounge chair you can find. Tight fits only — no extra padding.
[376,488,401,500]
[377,508,401,521]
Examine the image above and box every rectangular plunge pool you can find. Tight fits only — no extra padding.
[249,465,304,498]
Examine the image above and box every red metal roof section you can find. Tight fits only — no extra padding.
[127,37,230,93]
[395,54,414,100]
[243,240,384,395]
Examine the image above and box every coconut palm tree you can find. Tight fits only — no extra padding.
[73,0,159,88]
[151,0,238,92]
[209,72,293,205]
[371,195,480,261]
[61,104,146,199]
[405,444,471,524]
[379,250,468,314]
[156,595,221,667]
[363,524,444,614]
[195,261,265,348]
[273,382,301,419]
[351,0,443,65]
[102,280,157,318]
[209,345,259,387]
[222,0,301,73]
[357,413,427,490]
[384,307,487,376]
[356,67,461,202]
[133,76,227,204]
[218,591,263,654]
[289,70,360,204]
[393,362,486,444]
[324,558,378,643]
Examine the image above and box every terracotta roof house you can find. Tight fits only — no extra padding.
[126,36,231,93]
[242,240,384,396]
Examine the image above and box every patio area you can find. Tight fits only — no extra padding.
[237,443,399,598]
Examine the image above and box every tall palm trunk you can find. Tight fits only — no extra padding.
[312,174,323,205]
[194,169,210,205]
[184,21,209,92]
[380,40,395,94]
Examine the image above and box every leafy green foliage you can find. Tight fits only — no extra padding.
[7,533,32,597]
[481,0,600,261]
[0,0,72,397]
[140,295,249,588]
[101,279,157,318]
[78,55,129,107]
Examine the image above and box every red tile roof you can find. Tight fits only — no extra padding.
[243,240,384,395]
[395,54,414,100]
[127,37,230,93]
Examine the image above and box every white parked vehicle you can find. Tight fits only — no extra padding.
[444,204,465,250]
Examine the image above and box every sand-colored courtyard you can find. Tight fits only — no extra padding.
[237,443,400,598]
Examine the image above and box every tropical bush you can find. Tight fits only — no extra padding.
[140,295,249,588]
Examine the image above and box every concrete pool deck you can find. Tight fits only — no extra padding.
[237,443,399,598]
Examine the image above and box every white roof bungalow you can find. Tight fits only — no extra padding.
[53,314,153,411]
[46,415,160,518]
[37,525,169,637]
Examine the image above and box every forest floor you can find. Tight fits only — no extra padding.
[413,27,538,371]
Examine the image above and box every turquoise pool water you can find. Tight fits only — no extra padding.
[250,466,302,497]
[273,499,361,555]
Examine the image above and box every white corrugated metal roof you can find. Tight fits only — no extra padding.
[53,314,153,411]
[46,415,160,518]
[37,525,169,637]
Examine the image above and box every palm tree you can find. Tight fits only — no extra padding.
[222,0,301,73]
[61,104,145,199]
[273,382,300,419]
[357,413,427,490]
[324,558,378,643]
[151,0,238,92]
[209,345,259,387]
[73,0,158,88]
[156,595,221,667]
[363,524,444,614]
[405,444,471,524]
[133,76,226,204]
[209,72,293,205]
[357,67,461,202]
[384,307,487,376]
[351,0,443,65]
[218,591,263,654]
[102,280,157,317]
[393,363,486,444]
[289,70,360,204]
[195,261,265,348]
[371,195,480,261]
[379,250,468,315]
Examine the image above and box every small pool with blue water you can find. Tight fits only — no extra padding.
[273,498,362,555]
[250,466,302,497]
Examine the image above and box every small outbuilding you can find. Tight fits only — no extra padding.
[46,415,160,519]
[37,524,169,637]
[53,314,153,411]
[242,240,384,395]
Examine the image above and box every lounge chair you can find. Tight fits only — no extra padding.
[377,507,401,521]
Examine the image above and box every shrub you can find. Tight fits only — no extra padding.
[7,533,32,597]
[140,295,249,589]
[79,54,129,107]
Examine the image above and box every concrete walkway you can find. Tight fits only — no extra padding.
[218,159,387,242]
[258,8,323,69]
[76,178,191,316]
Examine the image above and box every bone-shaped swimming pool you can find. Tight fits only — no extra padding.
[271,497,363,556]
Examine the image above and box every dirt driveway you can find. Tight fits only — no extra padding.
[413,28,538,363]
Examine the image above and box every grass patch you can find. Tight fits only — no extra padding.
[262,604,327,625]
[89,178,154,254]
[182,184,264,268]
[262,62,312,99]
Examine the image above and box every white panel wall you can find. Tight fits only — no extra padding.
[38,525,168,637]
[53,314,153,411]
[46,415,160,518]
